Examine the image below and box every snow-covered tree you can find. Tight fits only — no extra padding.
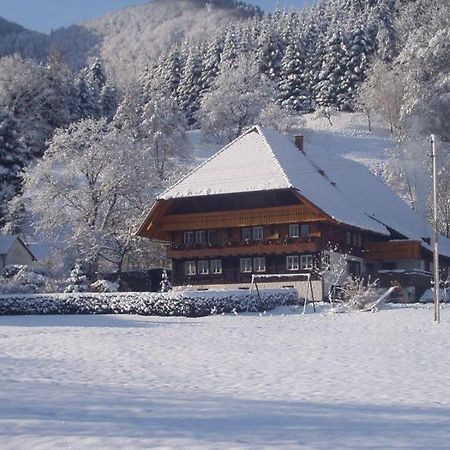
[64,262,89,293]
[176,47,203,124]
[0,108,28,223]
[22,118,166,278]
[315,30,350,110]
[198,55,274,142]
[160,269,172,292]
[278,40,308,112]
[357,59,404,135]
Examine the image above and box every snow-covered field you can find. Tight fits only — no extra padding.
[1,305,449,449]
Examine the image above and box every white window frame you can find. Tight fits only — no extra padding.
[300,254,313,270]
[210,259,222,274]
[253,257,266,272]
[184,231,194,245]
[242,227,252,241]
[240,257,252,273]
[253,226,264,241]
[300,224,310,238]
[195,230,206,244]
[198,260,209,275]
[185,260,196,276]
[286,255,299,271]
[289,224,299,238]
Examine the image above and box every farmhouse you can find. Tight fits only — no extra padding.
[138,126,450,300]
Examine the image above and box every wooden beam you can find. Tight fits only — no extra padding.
[168,239,321,259]
[161,204,327,231]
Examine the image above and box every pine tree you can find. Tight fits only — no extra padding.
[199,36,223,93]
[0,108,29,223]
[256,23,283,81]
[160,269,172,292]
[315,30,350,109]
[64,262,89,293]
[176,48,203,124]
[278,40,308,112]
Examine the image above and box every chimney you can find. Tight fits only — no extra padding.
[294,135,304,153]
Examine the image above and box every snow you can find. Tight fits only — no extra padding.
[1,305,450,449]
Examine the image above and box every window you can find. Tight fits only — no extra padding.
[253,257,266,272]
[357,234,362,247]
[300,254,313,270]
[300,224,310,238]
[184,231,194,245]
[242,227,252,241]
[289,224,299,238]
[195,230,206,244]
[253,226,264,240]
[346,231,352,245]
[240,258,252,273]
[353,233,358,247]
[185,261,196,275]
[198,260,209,275]
[208,230,218,244]
[287,255,299,271]
[210,259,222,274]
[347,260,361,276]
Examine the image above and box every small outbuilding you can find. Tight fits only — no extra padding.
[0,235,36,271]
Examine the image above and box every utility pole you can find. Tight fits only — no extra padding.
[431,134,440,323]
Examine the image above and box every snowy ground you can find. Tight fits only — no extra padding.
[1,305,450,449]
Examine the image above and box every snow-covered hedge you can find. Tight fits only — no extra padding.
[0,289,298,317]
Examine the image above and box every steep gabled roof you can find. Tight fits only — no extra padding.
[156,126,450,257]
[0,235,36,260]
[0,235,17,255]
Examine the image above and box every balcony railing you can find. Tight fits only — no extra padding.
[168,237,321,258]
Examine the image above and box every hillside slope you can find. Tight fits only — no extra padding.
[0,0,258,84]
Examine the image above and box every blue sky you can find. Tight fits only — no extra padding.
[0,0,313,33]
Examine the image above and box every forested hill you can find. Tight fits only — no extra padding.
[0,17,26,35]
[0,0,260,85]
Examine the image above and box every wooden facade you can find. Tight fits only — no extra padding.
[138,188,395,286]
[136,126,450,297]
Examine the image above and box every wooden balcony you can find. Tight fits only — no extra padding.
[168,237,321,259]
[161,204,326,232]
[364,240,422,261]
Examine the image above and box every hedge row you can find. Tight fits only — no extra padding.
[0,289,299,317]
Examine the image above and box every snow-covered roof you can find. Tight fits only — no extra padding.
[0,235,18,255]
[26,242,53,260]
[159,126,450,258]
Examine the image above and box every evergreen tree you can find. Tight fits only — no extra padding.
[256,23,283,81]
[160,269,172,292]
[315,30,350,109]
[176,48,203,124]
[0,108,28,223]
[199,36,223,93]
[278,40,308,112]
[64,262,89,293]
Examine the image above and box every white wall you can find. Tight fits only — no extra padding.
[188,280,324,302]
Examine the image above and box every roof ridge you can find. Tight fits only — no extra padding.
[157,126,259,199]
[255,125,294,188]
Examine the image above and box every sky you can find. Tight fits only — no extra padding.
[0,0,313,33]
